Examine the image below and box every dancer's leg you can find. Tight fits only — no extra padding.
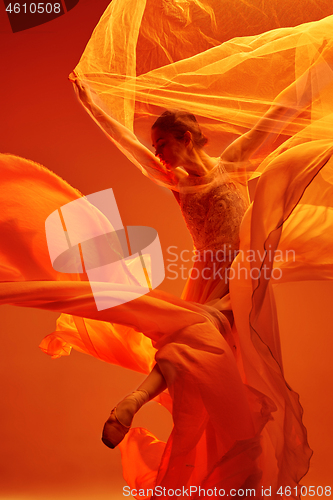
[116,364,167,426]
[102,364,167,448]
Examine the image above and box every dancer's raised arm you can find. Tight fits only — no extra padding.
[70,75,178,186]
[222,43,333,164]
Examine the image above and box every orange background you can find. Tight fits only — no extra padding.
[0,1,332,498]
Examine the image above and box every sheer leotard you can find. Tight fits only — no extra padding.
[175,162,248,303]
[178,162,248,253]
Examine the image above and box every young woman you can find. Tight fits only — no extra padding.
[68,81,300,445]
[66,49,332,490]
[65,14,333,489]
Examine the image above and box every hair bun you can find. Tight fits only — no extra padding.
[152,109,208,148]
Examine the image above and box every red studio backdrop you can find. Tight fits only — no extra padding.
[0,1,332,499]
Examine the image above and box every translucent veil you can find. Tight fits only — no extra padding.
[73,0,333,186]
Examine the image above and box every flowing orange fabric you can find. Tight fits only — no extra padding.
[2,140,333,497]
[2,0,333,498]
[0,153,264,493]
[230,139,333,492]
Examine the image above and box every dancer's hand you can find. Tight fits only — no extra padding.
[69,72,93,109]
[68,70,77,83]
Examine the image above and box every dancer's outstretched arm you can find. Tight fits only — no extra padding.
[222,45,333,164]
[70,75,183,186]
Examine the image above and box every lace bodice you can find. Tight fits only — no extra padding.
[178,162,248,255]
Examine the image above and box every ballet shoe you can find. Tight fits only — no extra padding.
[101,390,149,449]
[101,407,131,449]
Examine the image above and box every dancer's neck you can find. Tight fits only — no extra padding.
[182,151,217,177]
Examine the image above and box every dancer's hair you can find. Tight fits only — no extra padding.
[152,110,208,148]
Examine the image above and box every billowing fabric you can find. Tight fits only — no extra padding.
[2,0,333,498]
[74,0,333,187]
[2,140,333,498]
[230,139,333,493]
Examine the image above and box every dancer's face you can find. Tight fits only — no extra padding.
[151,127,188,169]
